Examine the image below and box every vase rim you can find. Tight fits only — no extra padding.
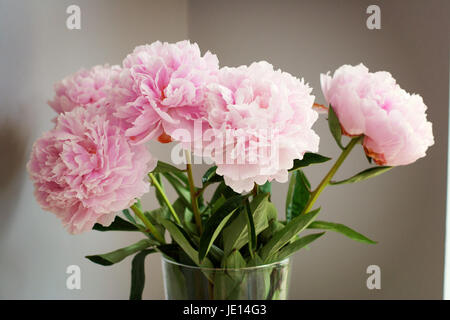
[161,255,290,271]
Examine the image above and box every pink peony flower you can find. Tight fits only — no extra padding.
[27,105,155,234]
[112,40,219,144]
[48,64,122,114]
[203,61,320,193]
[321,63,434,166]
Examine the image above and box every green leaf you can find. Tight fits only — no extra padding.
[93,216,140,232]
[159,218,213,268]
[201,194,226,227]
[210,181,227,205]
[200,209,236,262]
[328,105,344,149]
[202,166,223,185]
[86,239,155,266]
[214,250,247,299]
[223,193,273,255]
[244,198,257,255]
[223,249,246,269]
[259,208,320,262]
[211,181,240,202]
[192,235,224,264]
[247,254,263,267]
[199,194,245,261]
[198,193,206,212]
[122,209,138,225]
[265,201,279,222]
[330,166,392,185]
[308,220,377,244]
[247,254,271,299]
[162,172,191,207]
[172,197,193,226]
[285,170,311,222]
[273,232,325,262]
[258,181,272,193]
[289,153,332,172]
[183,211,198,235]
[153,161,188,185]
[260,220,285,244]
[155,244,180,261]
[210,195,226,215]
[173,198,197,235]
[129,249,156,300]
[144,207,169,236]
[145,207,170,223]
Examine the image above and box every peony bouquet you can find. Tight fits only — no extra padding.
[28,41,434,299]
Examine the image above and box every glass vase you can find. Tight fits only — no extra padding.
[161,256,291,300]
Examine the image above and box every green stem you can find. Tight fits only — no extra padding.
[184,150,203,234]
[195,184,209,199]
[130,203,166,244]
[252,183,258,197]
[208,281,214,299]
[301,136,361,215]
[148,172,181,225]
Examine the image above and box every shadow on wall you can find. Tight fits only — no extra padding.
[0,111,31,232]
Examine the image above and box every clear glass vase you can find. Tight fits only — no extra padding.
[161,256,291,300]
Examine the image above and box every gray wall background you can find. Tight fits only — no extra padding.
[0,0,448,299]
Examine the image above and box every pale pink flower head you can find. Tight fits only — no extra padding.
[48,64,122,114]
[321,63,434,166]
[27,105,155,234]
[203,61,320,193]
[112,40,219,144]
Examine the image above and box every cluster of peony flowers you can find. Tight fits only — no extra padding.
[28,41,434,234]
